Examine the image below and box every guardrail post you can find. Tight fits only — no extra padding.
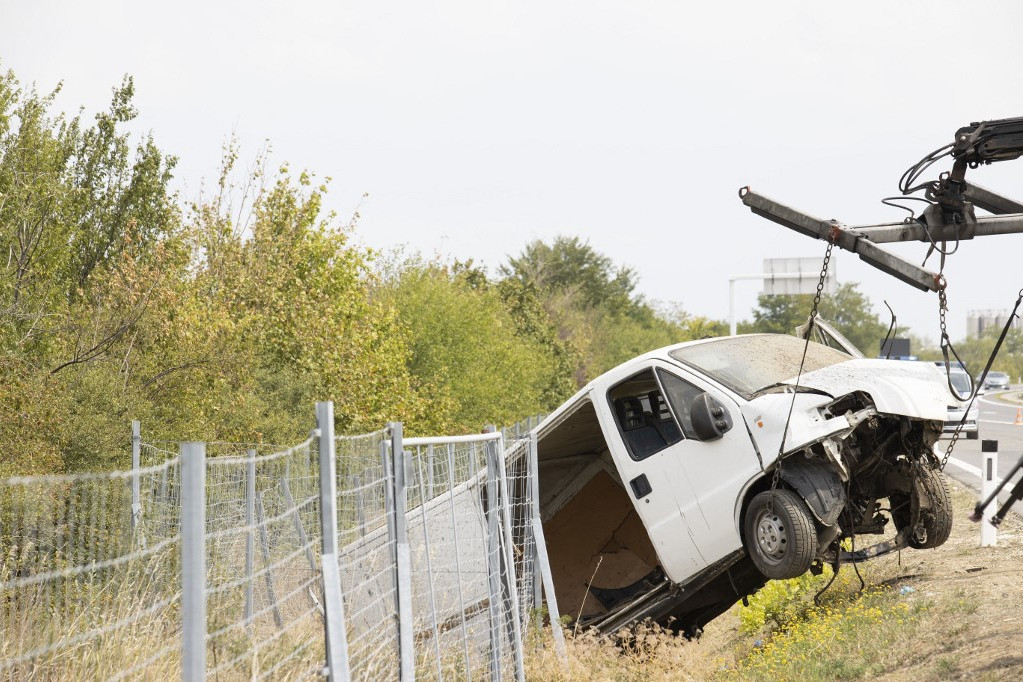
[131,420,142,540]
[318,402,351,682]
[389,422,415,681]
[981,440,999,547]
[181,442,207,682]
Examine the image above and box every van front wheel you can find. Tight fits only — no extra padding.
[744,489,819,580]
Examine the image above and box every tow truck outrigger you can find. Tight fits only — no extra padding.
[739,116,1023,293]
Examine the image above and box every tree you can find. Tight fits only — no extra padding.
[377,258,570,433]
[0,67,430,472]
[936,328,1023,385]
[500,235,727,383]
[0,68,177,366]
[501,236,638,312]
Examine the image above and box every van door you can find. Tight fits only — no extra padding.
[603,367,710,583]
[651,362,762,564]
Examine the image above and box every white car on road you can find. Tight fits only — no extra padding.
[940,366,980,440]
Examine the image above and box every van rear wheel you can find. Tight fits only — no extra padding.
[891,465,953,549]
[744,489,818,580]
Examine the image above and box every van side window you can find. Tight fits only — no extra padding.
[656,369,706,440]
[608,369,683,460]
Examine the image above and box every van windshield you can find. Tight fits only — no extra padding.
[669,334,851,400]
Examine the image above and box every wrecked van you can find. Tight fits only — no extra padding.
[534,333,953,636]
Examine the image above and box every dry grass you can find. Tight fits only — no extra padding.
[0,549,327,680]
[525,620,726,681]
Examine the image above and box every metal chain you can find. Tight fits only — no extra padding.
[937,280,965,472]
[811,243,834,317]
[938,285,949,345]
[770,240,835,492]
[938,285,1023,471]
[937,285,961,470]
[769,443,784,490]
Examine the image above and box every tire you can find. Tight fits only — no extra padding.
[966,430,979,440]
[891,465,953,549]
[911,466,953,548]
[743,489,818,580]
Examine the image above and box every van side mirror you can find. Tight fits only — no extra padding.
[690,393,733,441]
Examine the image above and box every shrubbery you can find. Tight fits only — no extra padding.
[0,65,721,474]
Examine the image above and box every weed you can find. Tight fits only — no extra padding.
[727,583,924,680]
[935,655,960,676]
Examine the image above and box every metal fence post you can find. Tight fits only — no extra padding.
[280,475,319,576]
[158,464,170,539]
[527,433,566,658]
[131,420,141,538]
[318,402,351,682]
[445,441,472,675]
[427,443,435,501]
[484,432,503,682]
[256,491,285,629]
[382,440,397,553]
[528,433,542,614]
[490,431,525,682]
[981,440,999,547]
[413,450,444,680]
[181,442,207,682]
[245,448,256,626]
[354,474,367,538]
[390,422,415,681]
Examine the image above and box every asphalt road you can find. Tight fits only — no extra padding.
[942,389,1023,522]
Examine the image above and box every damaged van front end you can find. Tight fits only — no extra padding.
[739,358,952,573]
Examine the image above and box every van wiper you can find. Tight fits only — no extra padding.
[752,382,833,399]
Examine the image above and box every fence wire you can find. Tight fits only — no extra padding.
[203,438,326,680]
[1,413,556,681]
[0,457,182,680]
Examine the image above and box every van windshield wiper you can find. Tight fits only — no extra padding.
[752,382,833,399]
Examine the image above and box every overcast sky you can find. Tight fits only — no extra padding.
[4,0,1023,345]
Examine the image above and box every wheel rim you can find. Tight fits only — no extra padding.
[755,509,788,563]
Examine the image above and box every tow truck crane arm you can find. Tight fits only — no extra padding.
[953,116,1023,164]
[739,116,1023,291]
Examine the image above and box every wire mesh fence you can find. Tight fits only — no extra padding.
[334,430,399,679]
[0,406,562,681]
[202,438,327,679]
[0,457,183,680]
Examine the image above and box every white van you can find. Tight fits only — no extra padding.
[533,333,953,636]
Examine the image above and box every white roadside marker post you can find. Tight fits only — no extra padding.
[980,440,998,547]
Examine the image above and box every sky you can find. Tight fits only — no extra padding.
[4,0,1023,345]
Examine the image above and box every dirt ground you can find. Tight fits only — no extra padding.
[871,476,1023,681]
[722,474,1023,681]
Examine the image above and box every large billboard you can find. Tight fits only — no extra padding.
[762,257,837,296]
